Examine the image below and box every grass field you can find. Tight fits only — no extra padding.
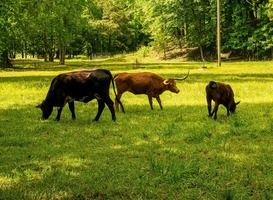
[0,60,273,199]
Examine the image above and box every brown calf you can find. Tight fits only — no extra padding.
[114,71,189,111]
[206,81,240,119]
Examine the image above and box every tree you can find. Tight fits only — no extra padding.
[0,0,21,67]
[267,0,273,20]
[141,0,169,59]
[89,0,139,53]
[1,0,273,65]
[266,0,273,58]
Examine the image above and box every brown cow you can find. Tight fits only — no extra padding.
[114,71,189,111]
[206,81,240,119]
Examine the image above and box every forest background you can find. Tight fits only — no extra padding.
[1,0,273,67]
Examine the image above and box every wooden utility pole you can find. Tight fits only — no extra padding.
[217,0,221,67]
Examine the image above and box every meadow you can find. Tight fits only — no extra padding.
[0,60,272,199]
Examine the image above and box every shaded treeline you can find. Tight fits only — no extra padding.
[1,0,273,67]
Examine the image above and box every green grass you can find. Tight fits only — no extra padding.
[0,61,273,199]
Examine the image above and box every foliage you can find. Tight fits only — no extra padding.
[0,61,273,199]
[1,0,273,67]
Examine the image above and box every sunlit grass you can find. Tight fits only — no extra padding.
[0,61,272,199]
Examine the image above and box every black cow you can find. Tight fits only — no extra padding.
[36,69,124,121]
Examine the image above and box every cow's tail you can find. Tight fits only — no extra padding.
[106,70,125,113]
[114,74,119,79]
[112,78,125,113]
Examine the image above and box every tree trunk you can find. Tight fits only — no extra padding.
[44,52,48,62]
[59,44,66,65]
[183,21,187,36]
[108,35,112,52]
[49,50,54,62]
[163,45,167,60]
[48,34,55,62]
[271,47,273,60]
[199,45,204,61]
[0,50,13,68]
[43,31,48,62]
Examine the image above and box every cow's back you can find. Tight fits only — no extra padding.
[89,69,112,86]
[44,70,112,106]
[206,81,234,104]
[115,72,162,94]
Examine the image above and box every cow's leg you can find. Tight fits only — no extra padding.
[155,95,163,109]
[93,99,105,121]
[211,102,219,119]
[227,109,230,116]
[148,95,153,110]
[56,107,63,121]
[68,102,76,120]
[226,105,231,116]
[207,97,212,117]
[104,97,116,121]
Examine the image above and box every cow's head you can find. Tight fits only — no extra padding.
[162,70,189,94]
[163,79,180,93]
[230,101,240,113]
[36,100,53,120]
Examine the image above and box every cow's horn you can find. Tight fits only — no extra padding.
[163,79,170,85]
[87,72,92,78]
[174,70,190,80]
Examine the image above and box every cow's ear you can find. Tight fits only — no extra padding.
[163,79,170,85]
[210,81,217,88]
[236,101,240,105]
